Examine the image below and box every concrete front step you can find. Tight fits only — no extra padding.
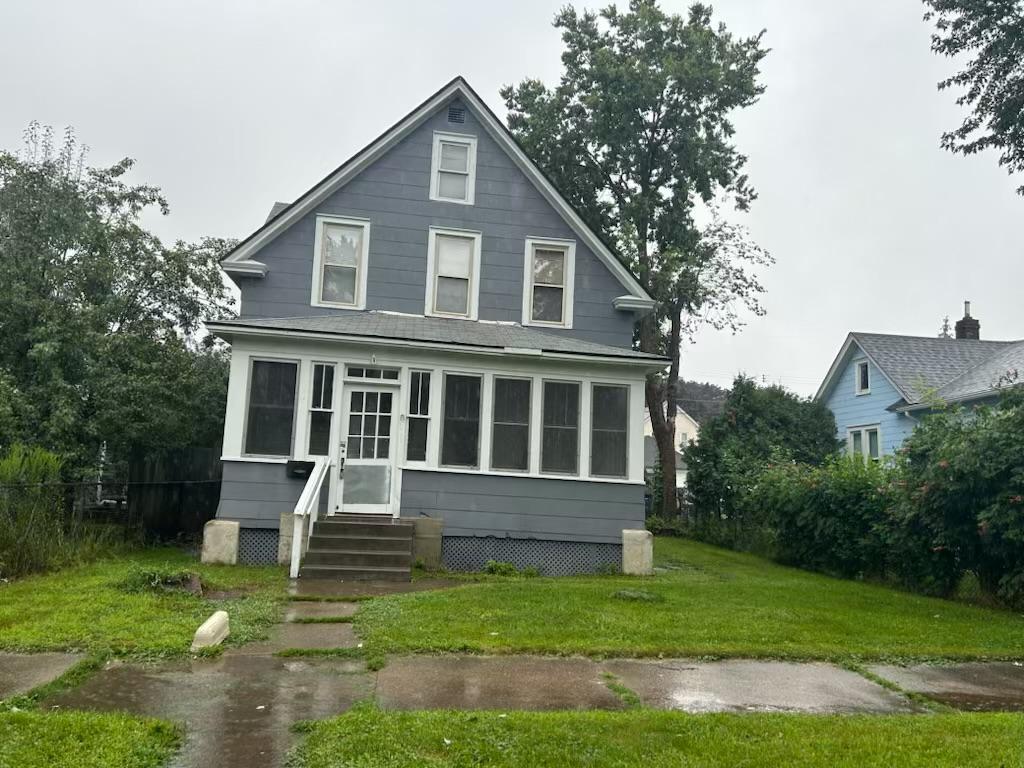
[312,520,414,539]
[303,549,413,568]
[298,563,411,581]
[308,534,414,552]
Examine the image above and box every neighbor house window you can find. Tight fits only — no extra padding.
[855,360,870,394]
[848,426,881,461]
[429,131,477,204]
[244,360,298,456]
[307,363,335,456]
[312,215,370,308]
[441,374,481,468]
[426,228,481,319]
[541,381,580,474]
[406,371,431,462]
[491,378,531,471]
[591,384,628,478]
[523,238,575,327]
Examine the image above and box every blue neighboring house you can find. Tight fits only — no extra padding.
[815,303,1024,459]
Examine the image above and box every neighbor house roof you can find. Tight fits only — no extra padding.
[219,76,655,310]
[207,312,668,367]
[815,332,1023,410]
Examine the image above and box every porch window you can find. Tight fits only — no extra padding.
[347,366,399,381]
[426,228,481,319]
[541,381,579,474]
[491,378,531,471]
[441,374,481,468]
[524,238,575,328]
[307,363,335,456]
[244,359,297,457]
[429,131,477,204]
[312,215,370,309]
[591,384,628,477]
[406,371,431,462]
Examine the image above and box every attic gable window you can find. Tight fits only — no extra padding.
[523,238,575,328]
[425,227,481,320]
[429,131,477,205]
[312,215,370,309]
[855,360,870,395]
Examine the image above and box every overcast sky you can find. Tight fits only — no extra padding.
[3,0,1021,396]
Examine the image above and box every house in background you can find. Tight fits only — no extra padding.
[643,436,687,491]
[815,303,1023,459]
[643,405,700,453]
[207,77,664,579]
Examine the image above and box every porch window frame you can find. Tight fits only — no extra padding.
[405,369,433,465]
[242,357,300,459]
[589,382,630,479]
[306,361,337,458]
[490,376,532,473]
[540,378,581,477]
[310,214,371,310]
[439,371,484,469]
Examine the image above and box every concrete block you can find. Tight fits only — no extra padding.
[278,511,293,565]
[190,610,229,652]
[622,529,653,576]
[201,520,239,565]
[409,516,443,570]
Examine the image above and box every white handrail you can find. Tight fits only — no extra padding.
[289,457,330,579]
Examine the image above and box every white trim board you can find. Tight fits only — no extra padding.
[220,77,654,309]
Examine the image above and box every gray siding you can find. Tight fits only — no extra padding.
[400,469,644,544]
[237,98,635,348]
[216,461,306,529]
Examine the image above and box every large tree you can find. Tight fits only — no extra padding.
[0,123,234,476]
[924,0,1024,194]
[502,1,771,511]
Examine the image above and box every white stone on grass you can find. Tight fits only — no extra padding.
[201,520,239,565]
[622,529,654,576]
[191,610,230,652]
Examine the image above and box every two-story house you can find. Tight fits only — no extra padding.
[206,77,664,579]
[815,303,1024,459]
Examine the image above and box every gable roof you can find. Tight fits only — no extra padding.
[220,76,654,308]
[816,331,1021,408]
[207,312,667,367]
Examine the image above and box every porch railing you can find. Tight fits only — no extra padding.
[289,457,330,579]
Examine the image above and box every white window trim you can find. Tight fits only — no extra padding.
[241,357,300,459]
[854,359,871,396]
[847,424,882,460]
[522,237,576,329]
[311,214,371,310]
[429,131,478,205]
[424,226,482,320]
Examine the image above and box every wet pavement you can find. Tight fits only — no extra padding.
[868,662,1024,711]
[289,577,463,599]
[377,655,625,711]
[226,622,359,655]
[47,655,373,768]
[0,651,84,699]
[604,659,922,713]
[284,601,358,621]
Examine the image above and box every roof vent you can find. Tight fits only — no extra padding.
[447,105,466,124]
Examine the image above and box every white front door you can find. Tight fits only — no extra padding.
[336,384,396,515]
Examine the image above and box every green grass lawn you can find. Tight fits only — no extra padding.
[0,548,286,658]
[0,710,178,768]
[355,537,1024,662]
[292,705,1024,768]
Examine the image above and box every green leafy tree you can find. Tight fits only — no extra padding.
[0,123,235,475]
[924,0,1024,194]
[502,1,772,512]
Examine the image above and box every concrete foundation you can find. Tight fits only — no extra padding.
[622,529,653,575]
[409,516,443,569]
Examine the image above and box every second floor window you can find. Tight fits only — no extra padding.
[426,228,481,319]
[312,215,370,309]
[430,131,477,205]
[855,360,870,394]
[524,238,575,328]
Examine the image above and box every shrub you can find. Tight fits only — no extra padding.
[0,444,65,578]
[483,560,518,577]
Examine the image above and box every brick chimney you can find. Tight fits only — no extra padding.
[955,301,980,340]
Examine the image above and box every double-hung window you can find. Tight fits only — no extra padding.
[429,132,477,204]
[312,215,370,309]
[491,378,531,471]
[441,374,482,468]
[406,371,431,462]
[426,228,481,319]
[244,359,298,457]
[848,426,881,461]
[591,384,629,478]
[307,363,335,456]
[855,360,870,395]
[541,381,580,474]
[523,238,575,327]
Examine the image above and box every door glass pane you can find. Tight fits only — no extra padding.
[435,276,469,314]
[532,285,564,322]
[380,392,393,412]
[439,142,469,172]
[441,375,481,467]
[591,385,628,477]
[365,392,378,411]
[244,360,297,456]
[533,249,565,284]
[438,171,468,200]
[342,465,390,504]
[542,382,579,473]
